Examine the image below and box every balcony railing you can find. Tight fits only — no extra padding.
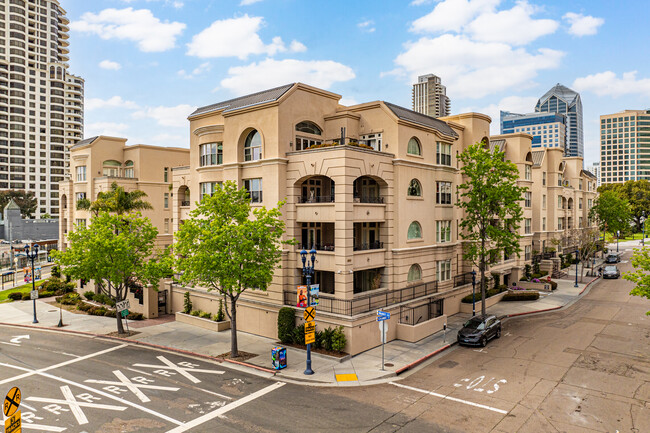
[299,195,334,203]
[399,298,444,325]
[353,241,384,251]
[180,200,190,207]
[354,195,384,204]
[282,280,438,316]
[453,272,474,288]
[297,243,335,252]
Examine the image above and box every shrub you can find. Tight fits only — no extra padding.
[51,265,61,279]
[40,290,55,298]
[491,273,500,288]
[104,309,116,318]
[524,264,532,280]
[318,327,335,351]
[7,292,23,301]
[127,312,144,320]
[291,323,305,346]
[83,291,95,301]
[533,261,540,275]
[549,280,557,290]
[277,307,296,344]
[199,311,212,319]
[94,293,115,307]
[58,293,80,305]
[215,299,225,322]
[190,310,201,317]
[497,284,508,292]
[21,293,31,301]
[77,302,92,312]
[89,306,107,316]
[183,291,192,314]
[503,291,540,301]
[331,326,347,352]
[461,288,502,303]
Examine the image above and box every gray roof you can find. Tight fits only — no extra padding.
[71,136,98,149]
[5,199,20,210]
[190,84,295,117]
[489,139,506,153]
[537,83,580,106]
[383,102,458,138]
[581,169,596,179]
[532,150,545,167]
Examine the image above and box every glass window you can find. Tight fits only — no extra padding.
[164,193,169,209]
[124,160,134,178]
[524,192,531,208]
[436,260,451,282]
[407,221,422,240]
[436,181,452,204]
[75,218,86,228]
[164,218,169,233]
[361,133,382,151]
[200,182,220,198]
[295,137,322,151]
[407,137,421,156]
[542,194,546,209]
[525,245,531,261]
[542,217,546,231]
[75,165,86,181]
[200,142,223,166]
[164,167,169,183]
[436,142,452,166]
[407,264,422,283]
[407,179,421,196]
[244,130,262,161]
[542,172,546,185]
[525,164,531,180]
[525,218,531,234]
[295,121,322,135]
[244,178,263,203]
[103,160,121,177]
[436,220,451,243]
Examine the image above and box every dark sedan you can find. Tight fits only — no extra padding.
[605,253,620,264]
[457,315,501,347]
[603,265,621,279]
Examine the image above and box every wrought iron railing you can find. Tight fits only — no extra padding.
[283,280,438,316]
[297,244,335,252]
[180,200,190,207]
[354,195,384,204]
[453,272,474,288]
[399,298,444,325]
[353,241,384,251]
[298,195,335,203]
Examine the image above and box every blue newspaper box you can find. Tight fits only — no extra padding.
[271,346,287,370]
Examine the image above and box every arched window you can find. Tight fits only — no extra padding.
[407,221,422,240]
[407,179,422,196]
[407,264,422,282]
[295,121,322,135]
[407,137,421,155]
[124,160,134,178]
[102,160,121,177]
[244,130,262,161]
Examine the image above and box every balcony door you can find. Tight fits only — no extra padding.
[302,179,321,202]
[301,222,322,249]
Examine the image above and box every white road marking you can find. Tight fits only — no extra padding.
[0,343,129,385]
[20,402,37,411]
[389,382,508,415]
[0,341,20,346]
[85,370,180,403]
[22,423,67,432]
[165,382,286,433]
[127,367,154,376]
[10,334,30,344]
[198,388,233,400]
[134,355,225,384]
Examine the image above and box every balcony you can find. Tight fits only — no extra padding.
[353,249,385,269]
[353,241,384,251]
[298,195,334,203]
[295,249,335,270]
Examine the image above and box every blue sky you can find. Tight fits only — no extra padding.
[62,0,650,165]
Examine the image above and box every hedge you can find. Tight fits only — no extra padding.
[277,307,296,344]
[8,292,23,301]
[461,287,504,303]
[502,291,540,301]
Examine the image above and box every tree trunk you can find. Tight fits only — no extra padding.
[229,296,238,358]
[480,236,486,317]
[116,307,124,334]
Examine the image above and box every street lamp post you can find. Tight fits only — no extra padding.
[617,230,620,253]
[24,243,39,324]
[642,213,646,247]
[300,247,316,376]
[574,249,579,288]
[471,270,477,317]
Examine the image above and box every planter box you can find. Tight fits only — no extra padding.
[175,312,230,332]
[459,291,507,314]
[517,281,553,292]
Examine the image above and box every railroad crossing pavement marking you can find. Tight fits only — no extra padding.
[85,370,180,403]
[133,356,225,384]
[389,382,509,415]
[27,385,127,425]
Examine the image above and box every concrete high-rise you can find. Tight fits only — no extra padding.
[535,83,583,158]
[586,162,601,187]
[412,74,450,118]
[600,110,650,184]
[0,0,84,218]
[500,111,566,150]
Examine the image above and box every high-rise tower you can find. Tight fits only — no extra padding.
[0,0,84,218]
[412,74,450,118]
[535,84,583,158]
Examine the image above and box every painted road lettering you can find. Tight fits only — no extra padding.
[133,356,225,384]
[454,376,507,394]
[85,370,180,402]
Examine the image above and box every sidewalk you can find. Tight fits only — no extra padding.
[0,273,602,386]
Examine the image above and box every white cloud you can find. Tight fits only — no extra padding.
[85,122,130,136]
[178,62,211,79]
[220,58,355,95]
[573,71,650,97]
[410,0,435,5]
[187,15,305,59]
[71,8,186,52]
[133,104,196,127]
[392,34,563,99]
[120,0,184,8]
[240,0,263,4]
[357,20,376,33]
[465,2,558,45]
[339,97,359,106]
[411,0,499,33]
[463,95,539,133]
[86,96,139,111]
[289,40,307,52]
[563,12,604,36]
[99,60,121,70]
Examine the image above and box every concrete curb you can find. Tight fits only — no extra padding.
[579,275,600,295]
[0,322,277,375]
[395,343,455,375]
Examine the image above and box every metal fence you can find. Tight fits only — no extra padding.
[453,272,473,288]
[399,298,444,325]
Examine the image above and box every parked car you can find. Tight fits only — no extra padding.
[603,265,621,279]
[457,315,501,347]
[0,240,9,244]
[605,253,620,264]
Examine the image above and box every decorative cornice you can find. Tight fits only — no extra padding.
[193,125,224,137]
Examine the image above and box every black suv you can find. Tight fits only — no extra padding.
[605,253,620,264]
[457,315,501,347]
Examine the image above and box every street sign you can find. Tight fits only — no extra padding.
[120,309,129,318]
[303,307,315,322]
[29,290,38,300]
[4,409,21,433]
[378,321,388,344]
[116,300,130,313]
[305,331,315,345]
[309,284,319,306]
[377,310,390,321]
[304,321,316,345]
[4,386,21,417]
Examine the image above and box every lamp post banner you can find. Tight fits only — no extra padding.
[296,285,308,308]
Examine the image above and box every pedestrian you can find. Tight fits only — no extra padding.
[598,266,602,277]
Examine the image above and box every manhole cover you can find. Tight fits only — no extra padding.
[384,363,394,367]
[438,360,458,369]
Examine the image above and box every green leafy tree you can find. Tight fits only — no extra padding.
[589,190,631,239]
[456,142,527,316]
[623,247,650,315]
[52,212,170,333]
[0,190,38,218]
[77,181,153,215]
[599,180,650,231]
[174,181,291,358]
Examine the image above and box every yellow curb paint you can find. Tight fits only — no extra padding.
[335,373,358,382]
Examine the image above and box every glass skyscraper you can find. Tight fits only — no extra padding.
[535,84,583,158]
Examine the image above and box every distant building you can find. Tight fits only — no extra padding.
[412,74,450,117]
[599,109,650,184]
[0,199,58,243]
[586,162,601,187]
[535,84,583,158]
[500,111,566,149]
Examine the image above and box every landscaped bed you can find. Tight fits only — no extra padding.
[53,291,144,320]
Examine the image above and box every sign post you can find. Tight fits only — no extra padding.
[376,310,390,370]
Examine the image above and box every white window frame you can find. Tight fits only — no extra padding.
[436,142,452,166]
[75,165,86,182]
[244,178,263,203]
[436,259,452,282]
[436,220,451,243]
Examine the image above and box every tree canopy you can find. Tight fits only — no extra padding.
[77,181,153,215]
[589,190,631,235]
[623,247,650,315]
[0,190,38,219]
[174,181,291,357]
[598,180,650,231]
[456,142,527,316]
[52,212,170,333]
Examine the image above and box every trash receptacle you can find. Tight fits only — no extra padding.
[271,346,287,370]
